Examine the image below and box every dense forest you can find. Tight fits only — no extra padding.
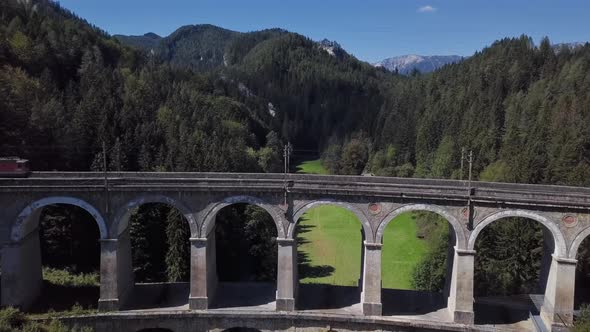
[1,0,590,307]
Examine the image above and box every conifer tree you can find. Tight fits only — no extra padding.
[165,209,190,282]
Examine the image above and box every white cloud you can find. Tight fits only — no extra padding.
[417,5,436,13]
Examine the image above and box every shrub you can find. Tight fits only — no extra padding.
[573,304,590,332]
[0,308,94,332]
[43,268,99,287]
[0,307,27,331]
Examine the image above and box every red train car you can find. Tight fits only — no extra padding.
[0,157,31,177]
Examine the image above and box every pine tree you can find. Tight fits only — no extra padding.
[165,209,190,282]
[130,204,169,282]
[109,137,128,171]
[244,206,278,281]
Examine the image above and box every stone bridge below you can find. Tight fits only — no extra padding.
[1,172,590,331]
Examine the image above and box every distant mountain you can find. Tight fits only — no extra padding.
[115,24,378,148]
[553,42,587,52]
[115,25,297,71]
[374,55,463,74]
[116,25,240,71]
[113,32,162,50]
[158,24,241,70]
[318,39,346,58]
[115,25,354,73]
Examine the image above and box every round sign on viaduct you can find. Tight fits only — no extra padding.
[1,172,589,331]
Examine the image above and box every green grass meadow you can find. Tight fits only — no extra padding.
[380,213,429,289]
[297,206,429,289]
[297,206,363,286]
[295,159,437,290]
[296,159,328,174]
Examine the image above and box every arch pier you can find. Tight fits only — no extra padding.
[98,232,134,311]
[1,172,589,331]
[1,196,106,309]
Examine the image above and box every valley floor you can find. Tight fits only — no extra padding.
[295,158,436,290]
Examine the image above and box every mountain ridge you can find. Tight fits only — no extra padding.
[115,24,588,76]
[373,55,463,74]
[114,24,356,73]
[113,32,162,50]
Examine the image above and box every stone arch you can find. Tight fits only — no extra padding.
[375,203,466,249]
[468,209,567,256]
[569,226,590,259]
[200,195,286,238]
[111,194,198,237]
[287,199,373,241]
[10,196,107,242]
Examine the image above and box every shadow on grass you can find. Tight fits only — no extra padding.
[473,295,535,325]
[381,288,446,316]
[29,281,99,313]
[123,282,189,310]
[295,223,314,236]
[211,282,276,309]
[295,222,358,310]
[223,328,262,332]
[297,283,360,310]
[295,222,335,280]
[299,263,335,279]
[575,286,590,310]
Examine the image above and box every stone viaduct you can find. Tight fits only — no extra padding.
[1,172,589,331]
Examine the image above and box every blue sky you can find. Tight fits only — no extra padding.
[58,0,590,63]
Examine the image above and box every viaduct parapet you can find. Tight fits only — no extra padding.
[1,172,589,331]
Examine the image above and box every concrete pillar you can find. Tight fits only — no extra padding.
[443,229,457,299]
[361,241,382,316]
[359,228,365,290]
[541,255,576,331]
[98,229,134,311]
[0,229,43,309]
[447,247,475,325]
[207,231,218,303]
[276,238,296,311]
[539,227,556,292]
[189,236,217,310]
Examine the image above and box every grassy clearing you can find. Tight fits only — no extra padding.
[0,306,94,331]
[296,159,328,175]
[27,303,97,320]
[24,268,100,316]
[297,206,362,286]
[381,213,429,289]
[295,158,445,290]
[43,268,99,287]
[297,207,433,289]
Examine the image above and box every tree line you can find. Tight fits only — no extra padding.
[2,0,590,304]
[0,0,281,285]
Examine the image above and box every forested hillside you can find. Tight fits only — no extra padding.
[118,24,590,187]
[119,25,388,149]
[4,0,587,190]
[105,9,590,306]
[2,0,590,308]
[113,32,161,51]
[0,0,282,173]
[0,0,284,287]
[368,36,590,187]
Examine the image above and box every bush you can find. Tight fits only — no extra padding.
[411,228,449,292]
[45,320,93,332]
[43,268,99,287]
[0,307,27,331]
[574,304,590,332]
[0,308,94,332]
